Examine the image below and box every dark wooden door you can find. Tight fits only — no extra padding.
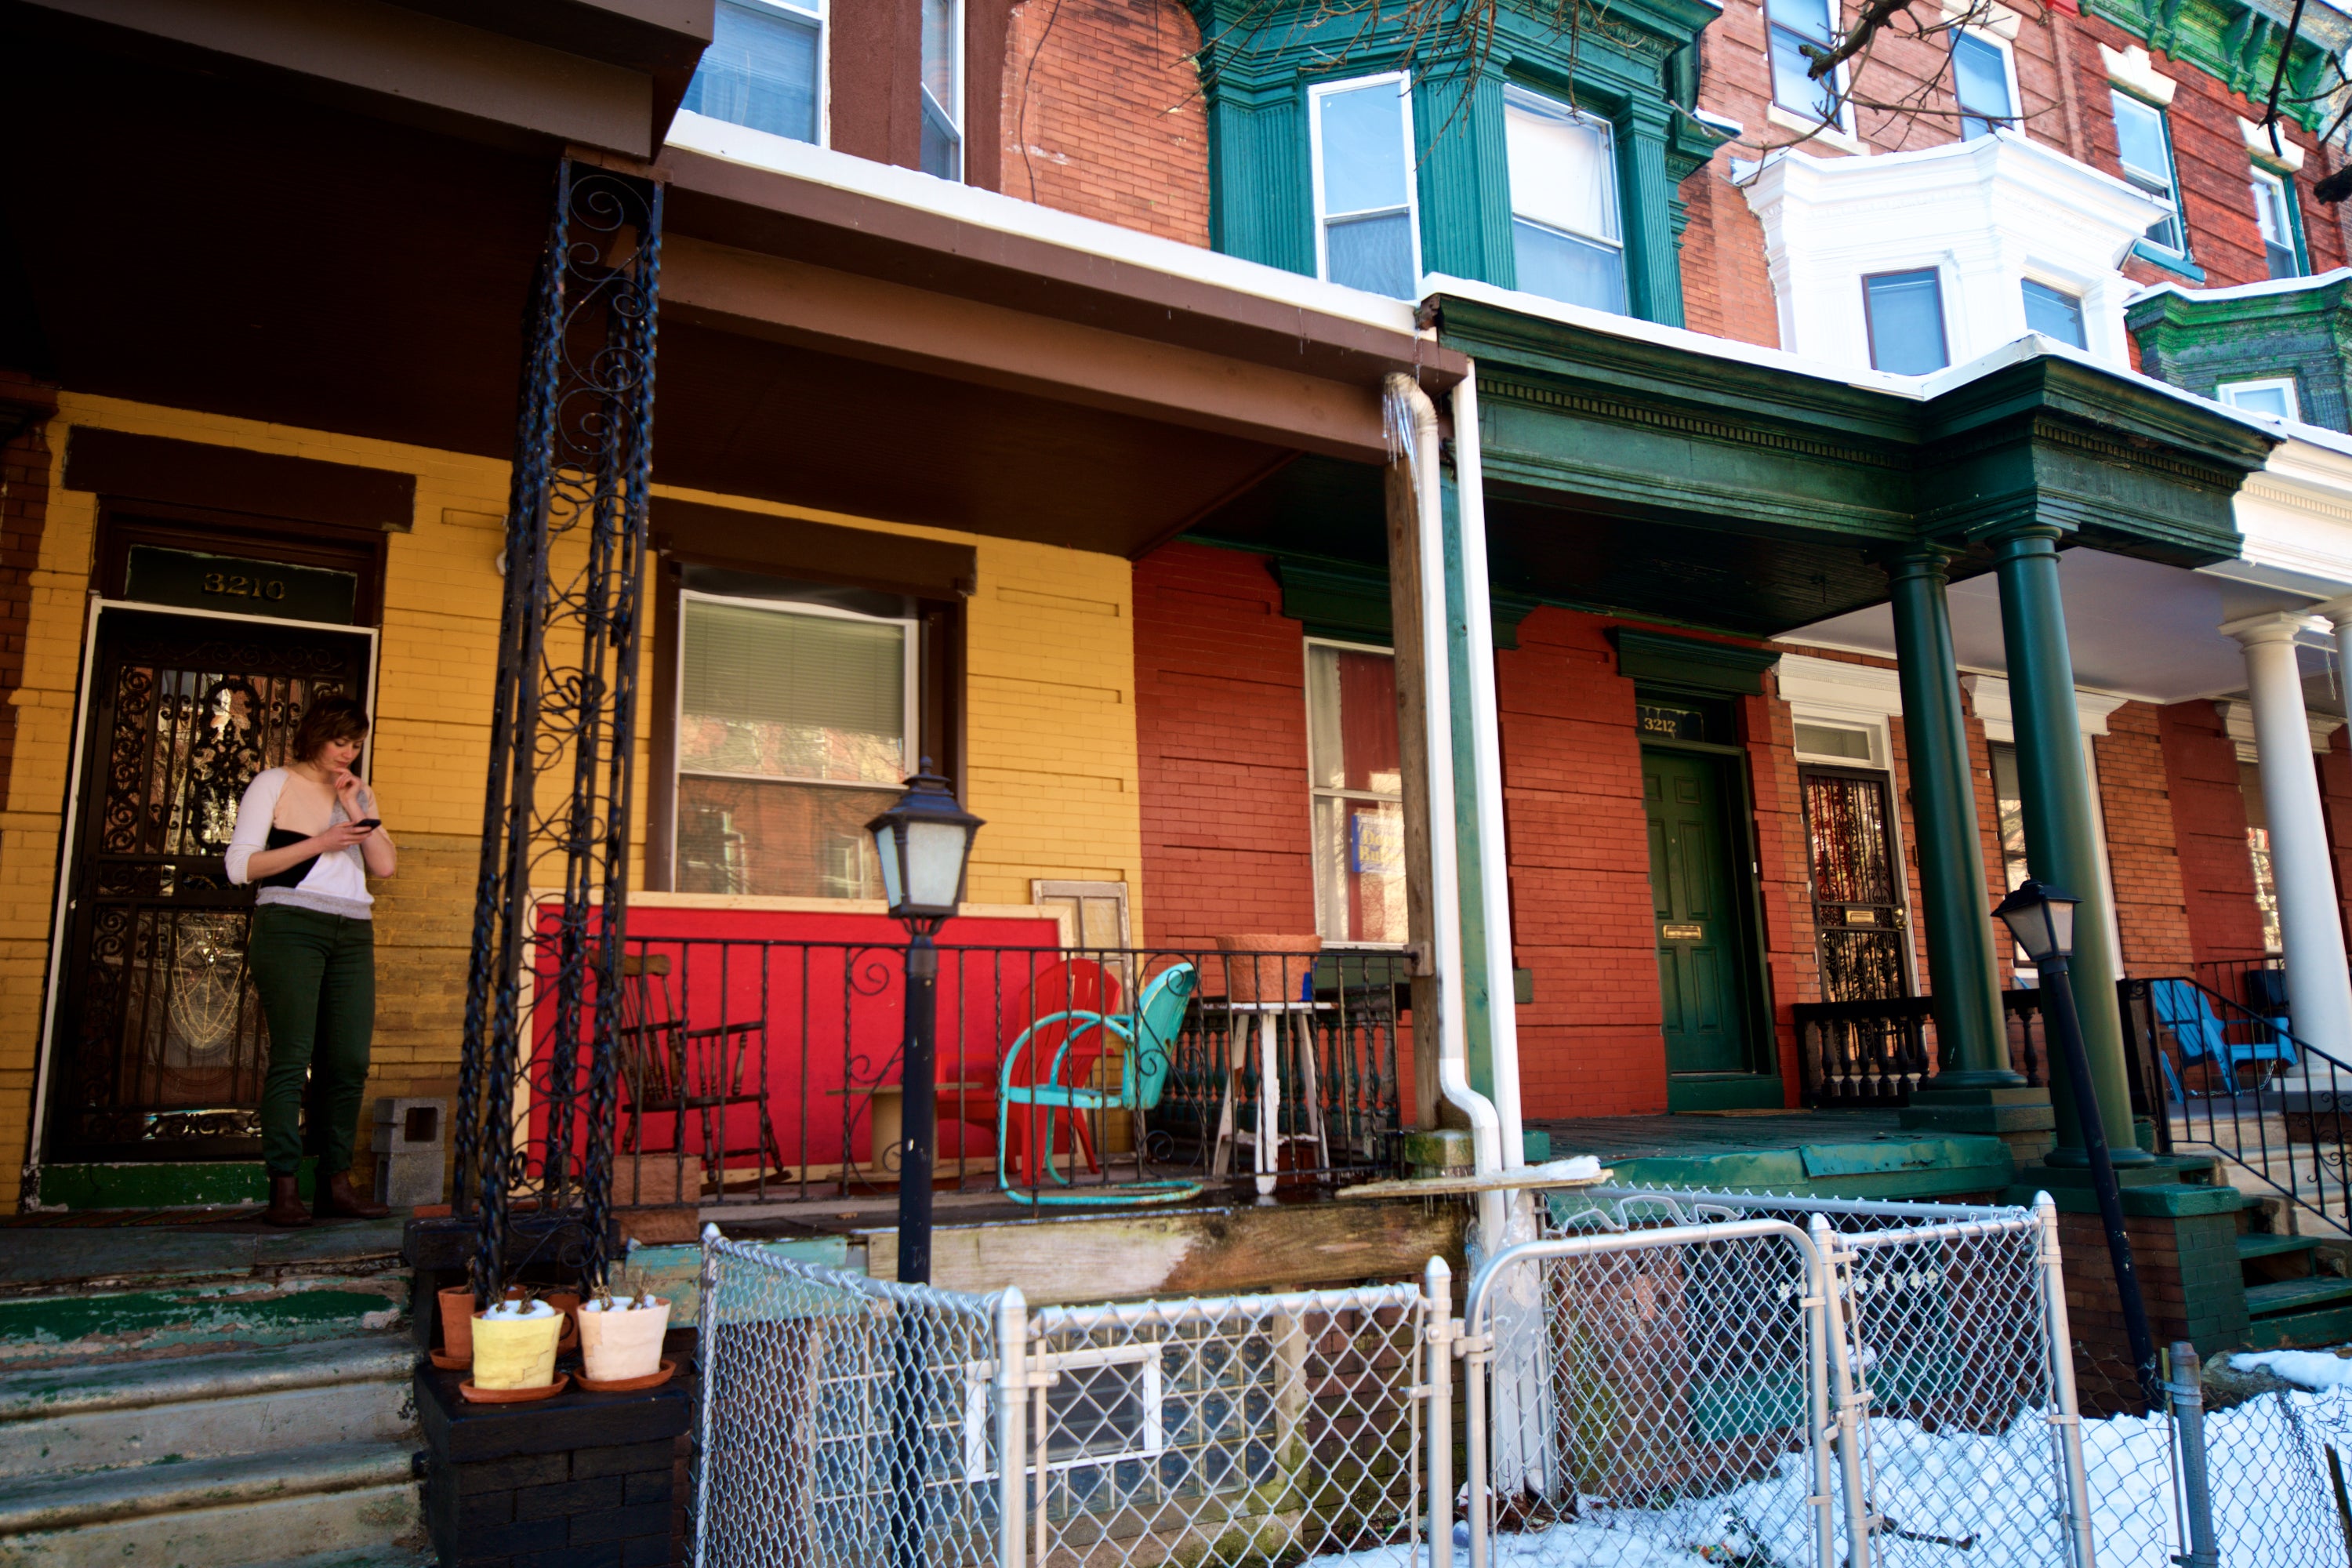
[1644,750,1751,1076]
[1800,769,1910,1003]
[45,609,373,1163]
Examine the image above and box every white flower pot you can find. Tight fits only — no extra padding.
[579,1295,670,1383]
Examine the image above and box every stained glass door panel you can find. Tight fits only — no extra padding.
[46,609,372,1163]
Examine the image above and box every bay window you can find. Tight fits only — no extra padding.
[1310,75,1420,299]
[675,586,917,898]
[1306,641,1406,946]
[1862,268,1949,374]
[682,0,826,145]
[2021,280,2086,349]
[1504,85,1628,314]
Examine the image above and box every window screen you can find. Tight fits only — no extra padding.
[675,593,913,898]
[1504,86,1627,314]
[1952,32,2013,140]
[1863,270,1949,374]
[2021,281,2087,349]
[683,0,824,144]
[1314,78,1417,299]
[2111,93,2184,252]
[1307,643,1406,945]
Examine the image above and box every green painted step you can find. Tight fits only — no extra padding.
[2246,1304,2352,1352]
[2244,1275,2352,1318]
[2234,1232,2322,1263]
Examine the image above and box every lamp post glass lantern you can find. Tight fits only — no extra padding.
[1993,877,2076,965]
[866,766,982,1290]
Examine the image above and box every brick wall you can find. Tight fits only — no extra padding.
[2324,726,2352,947]
[2157,699,2266,967]
[2097,701,2195,975]
[999,0,1211,245]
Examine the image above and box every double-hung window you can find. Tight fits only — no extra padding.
[1310,75,1420,300]
[1306,641,1406,946]
[2111,92,2185,254]
[2021,280,2086,348]
[675,586,917,898]
[2251,169,2302,278]
[682,0,826,145]
[1504,86,1628,314]
[1951,31,2016,140]
[920,0,963,180]
[1768,0,1843,125]
[1862,269,1949,373]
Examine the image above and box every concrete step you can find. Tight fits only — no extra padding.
[0,1337,414,1479]
[0,1443,420,1568]
[242,1551,434,1568]
[2245,1274,2352,1319]
[2234,1232,2321,1264]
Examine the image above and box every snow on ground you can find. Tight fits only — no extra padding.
[2230,1348,2352,1390]
[1307,1389,2352,1568]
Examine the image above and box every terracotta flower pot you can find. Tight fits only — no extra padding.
[471,1301,563,1390]
[578,1295,671,1384]
[437,1284,477,1365]
[543,1290,583,1351]
[1214,934,1323,1005]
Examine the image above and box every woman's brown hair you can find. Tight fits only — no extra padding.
[290,694,371,763]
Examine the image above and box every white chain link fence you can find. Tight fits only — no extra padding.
[689,1193,2352,1568]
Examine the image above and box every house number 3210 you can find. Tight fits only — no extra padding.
[201,572,289,602]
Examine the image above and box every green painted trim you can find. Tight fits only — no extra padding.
[1613,628,1778,695]
[1270,554,1536,648]
[2132,239,2206,281]
[1666,1076,1787,1112]
[2084,0,2343,134]
[1592,1133,2015,1200]
[34,1160,314,1210]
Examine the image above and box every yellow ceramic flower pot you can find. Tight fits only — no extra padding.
[470,1305,563,1389]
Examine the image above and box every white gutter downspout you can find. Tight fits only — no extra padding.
[1385,374,1506,1243]
[1450,365,1526,1171]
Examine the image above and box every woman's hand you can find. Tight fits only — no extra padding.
[329,766,374,822]
[314,821,378,852]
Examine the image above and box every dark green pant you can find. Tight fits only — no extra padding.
[249,904,376,1178]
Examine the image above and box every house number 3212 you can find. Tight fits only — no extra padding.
[201,572,289,602]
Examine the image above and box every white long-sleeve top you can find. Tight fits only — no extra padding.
[223,768,374,920]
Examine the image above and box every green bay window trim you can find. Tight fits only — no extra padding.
[683,0,827,146]
[1310,74,1423,299]
[920,0,963,180]
[2110,89,2189,260]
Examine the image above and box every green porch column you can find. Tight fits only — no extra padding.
[1886,547,2018,1087]
[1985,524,2147,1165]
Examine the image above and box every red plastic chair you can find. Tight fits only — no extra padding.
[996,958,1120,1185]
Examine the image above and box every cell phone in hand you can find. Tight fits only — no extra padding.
[354,818,382,832]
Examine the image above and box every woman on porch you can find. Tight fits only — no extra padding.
[223,695,398,1226]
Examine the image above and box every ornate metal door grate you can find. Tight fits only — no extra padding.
[1801,768,1911,1004]
[49,608,371,1161]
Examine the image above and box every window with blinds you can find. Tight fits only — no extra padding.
[675,591,916,898]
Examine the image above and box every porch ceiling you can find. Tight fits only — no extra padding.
[0,16,1419,559]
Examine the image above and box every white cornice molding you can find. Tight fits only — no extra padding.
[1777,653,1906,721]
[2100,43,2177,104]
[2232,436,2352,594]
[2220,697,2343,758]
[1962,674,2129,742]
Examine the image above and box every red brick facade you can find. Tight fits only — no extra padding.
[2157,699,2267,967]
[2098,701,2196,975]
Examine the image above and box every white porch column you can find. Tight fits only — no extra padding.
[2223,612,2352,1060]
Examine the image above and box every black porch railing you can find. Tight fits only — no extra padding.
[1792,991,2051,1107]
[2190,956,2289,1018]
[543,940,1406,1211]
[2122,974,2352,1230]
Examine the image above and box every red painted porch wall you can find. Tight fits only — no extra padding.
[2156,699,2267,967]
[2097,702,2196,975]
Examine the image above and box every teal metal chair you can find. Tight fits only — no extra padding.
[996,961,1204,1207]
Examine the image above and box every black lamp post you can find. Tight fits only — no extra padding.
[867,766,982,1287]
[1994,877,2159,1404]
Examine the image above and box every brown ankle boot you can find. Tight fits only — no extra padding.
[264,1174,311,1227]
[314,1170,391,1221]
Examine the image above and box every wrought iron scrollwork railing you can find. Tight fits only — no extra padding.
[583,938,1404,1210]
[453,160,663,1296]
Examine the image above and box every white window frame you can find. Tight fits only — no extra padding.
[2110,89,2186,256]
[2249,166,2301,277]
[920,0,964,180]
[1304,636,1408,950]
[1764,0,1857,137]
[1950,27,2021,140]
[1791,715,1888,769]
[2019,274,2089,350]
[1306,73,1423,297]
[670,588,919,862]
[964,1344,1167,1483]
[2219,376,2301,421]
[1859,263,1952,374]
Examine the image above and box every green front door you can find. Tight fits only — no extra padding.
[1644,750,1751,1076]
